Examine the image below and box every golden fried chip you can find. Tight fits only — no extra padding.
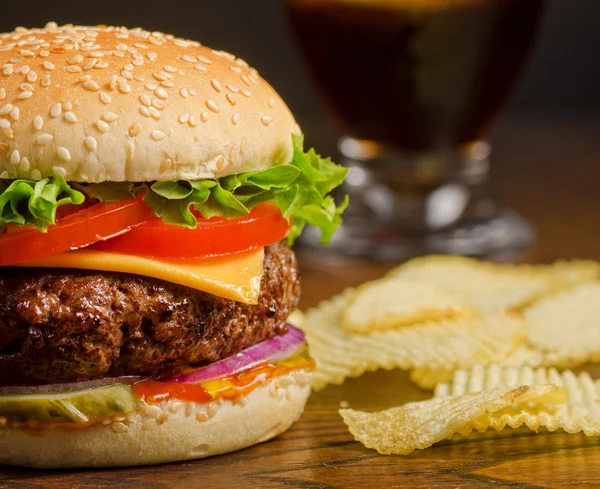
[434,365,600,436]
[410,345,545,390]
[526,282,600,368]
[287,309,305,329]
[302,290,525,390]
[340,384,567,455]
[388,256,596,313]
[342,278,469,334]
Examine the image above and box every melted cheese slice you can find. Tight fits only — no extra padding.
[16,249,265,304]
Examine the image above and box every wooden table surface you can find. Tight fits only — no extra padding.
[2,116,600,488]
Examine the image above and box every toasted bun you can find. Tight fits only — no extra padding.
[0,369,312,468]
[0,23,300,183]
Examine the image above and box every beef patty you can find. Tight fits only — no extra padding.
[0,242,300,386]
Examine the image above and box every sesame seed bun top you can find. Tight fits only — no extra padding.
[0,23,300,183]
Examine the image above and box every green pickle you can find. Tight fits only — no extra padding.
[0,384,137,424]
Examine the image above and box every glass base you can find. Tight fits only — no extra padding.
[299,206,533,263]
[298,137,534,263]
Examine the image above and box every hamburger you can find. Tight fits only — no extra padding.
[0,23,348,468]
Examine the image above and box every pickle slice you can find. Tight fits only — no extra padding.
[0,384,136,424]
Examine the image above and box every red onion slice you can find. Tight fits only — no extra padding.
[168,325,306,384]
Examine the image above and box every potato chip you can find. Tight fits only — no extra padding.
[340,384,567,455]
[342,278,469,334]
[388,255,593,313]
[526,282,600,368]
[287,309,305,329]
[302,290,525,390]
[410,344,545,390]
[435,365,600,435]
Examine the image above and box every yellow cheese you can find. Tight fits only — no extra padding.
[16,249,265,304]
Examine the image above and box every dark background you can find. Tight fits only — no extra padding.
[2,0,599,140]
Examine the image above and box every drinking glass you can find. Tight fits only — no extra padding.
[284,0,547,260]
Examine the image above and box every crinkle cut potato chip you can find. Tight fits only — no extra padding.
[342,278,469,334]
[435,365,600,436]
[410,345,545,390]
[302,290,525,390]
[525,282,600,368]
[388,255,597,313]
[340,385,567,455]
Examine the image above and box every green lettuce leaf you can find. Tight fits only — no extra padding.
[0,176,85,231]
[0,135,349,243]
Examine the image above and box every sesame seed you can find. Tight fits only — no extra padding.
[99,92,111,104]
[145,81,158,91]
[160,80,174,88]
[179,113,189,124]
[102,112,119,122]
[80,74,93,82]
[230,66,242,73]
[43,61,55,70]
[227,83,239,93]
[40,50,50,57]
[83,59,97,70]
[10,150,20,165]
[200,111,209,123]
[41,74,51,87]
[20,65,30,75]
[118,82,131,94]
[63,101,72,110]
[155,87,168,99]
[211,79,222,93]
[140,94,151,106]
[37,133,53,145]
[158,412,169,425]
[180,88,189,99]
[232,113,240,125]
[10,107,19,120]
[0,119,9,129]
[33,116,43,130]
[27,71,37,82]
[197,55,212,64]
[194,64,207,72]
[57,147,71,161]
[206,99,219,113]
[132,58,144,66]
[20,50,34,57]
[164,65,177,73]
[226,93,237,106]
[268,97,276,108]
[262,115,274,126]
[109,75,118,90]
[124,63,134,71]
[170,401,184,413]
[207,403,219,419]
[189,115,198,127]
[111,422,129,433]
[0,89,5,100]
[121,70,133,80]
[95,120,110,133]
[3,66,13,76]
[189,88,197,96]
[68,54,83,64]
[152,99,165,110]
[151,130,166,141]
[0,104,12,116]
[31,169,41,179]
[241,75,251,86]
[52,166,67,177]
[50,103,62,118]
[139,106,151,117]
[129,122,142,137]
[149,107,160,119]
[196,411,209,422]
[142,419,157,431]
[64,111,77,123]
[181,55,196,63]
[241,89,252,97]
[19,157,30,172]
[17,91,32,100]
[85,136,97,151]
[66,66,83,73]
[113,50,125,58]
[96,61,109,69]
[83,80,99,92]
[20,83,34,92]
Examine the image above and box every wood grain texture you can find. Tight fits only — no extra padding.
[2,117,600,488]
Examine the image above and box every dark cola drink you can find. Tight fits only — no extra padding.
[285,0,546,151]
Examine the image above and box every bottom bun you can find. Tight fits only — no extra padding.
[0,369,312,468]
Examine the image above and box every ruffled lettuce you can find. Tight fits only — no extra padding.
[0,135,349,244]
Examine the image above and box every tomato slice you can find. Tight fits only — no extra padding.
[0,197,153,266]
[91,203,290,259]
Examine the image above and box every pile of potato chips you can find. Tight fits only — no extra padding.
[298,255,600,455]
